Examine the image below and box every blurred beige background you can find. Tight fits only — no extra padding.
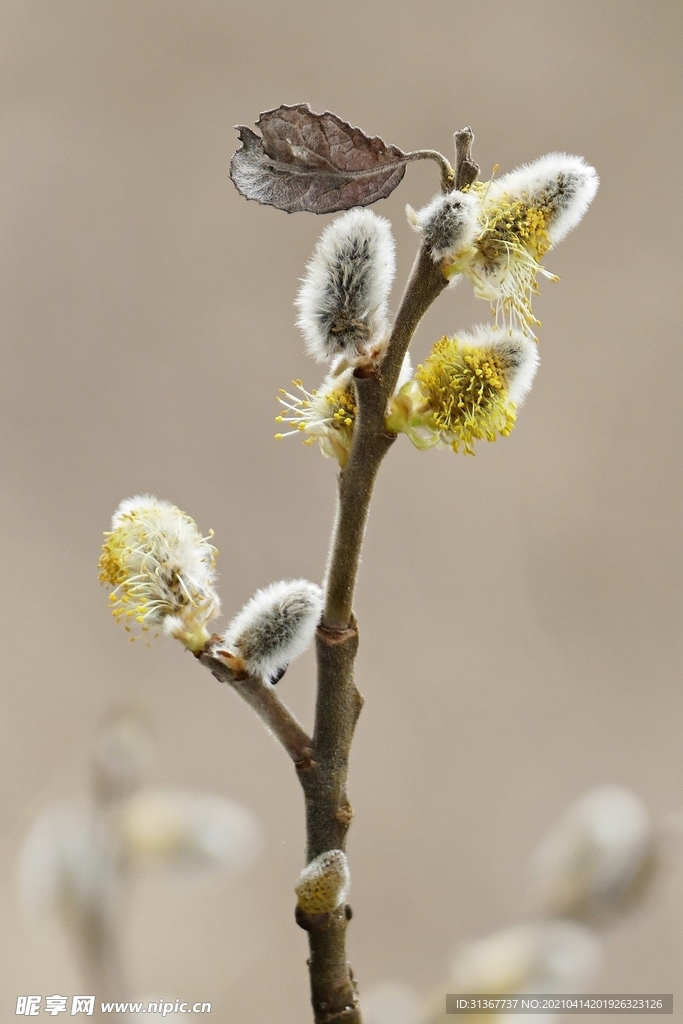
[1,0,681,1020]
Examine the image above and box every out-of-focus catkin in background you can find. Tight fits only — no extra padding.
[1,1,681,1021]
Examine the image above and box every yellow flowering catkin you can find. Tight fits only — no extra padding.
[99,495,220,651]
[386,328,539,456]
[444,154,598,336]
[275,372,357,467]
[416,337,516,454]
[276,353,413,467]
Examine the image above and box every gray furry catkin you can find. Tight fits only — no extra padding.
[296,208,395,363]
[216,579,323,683]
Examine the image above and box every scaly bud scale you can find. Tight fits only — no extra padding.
[296,850,350,914]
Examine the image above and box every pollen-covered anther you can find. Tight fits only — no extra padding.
[275,371,357,466]
[406,189,479,265]
[277,353,413,468]
[449,153,598,336]
[386,326,539,455]
[295,849,350,915]
[99,495,220,652]
[214,579,323,685]
[295,208,396,363]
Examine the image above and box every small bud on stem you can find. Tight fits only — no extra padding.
[296,850,351,915]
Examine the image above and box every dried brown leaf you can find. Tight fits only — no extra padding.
[229,104,409,214]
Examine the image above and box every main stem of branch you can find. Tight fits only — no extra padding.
[299,245,449,1024]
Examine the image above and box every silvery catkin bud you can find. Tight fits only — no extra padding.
[406,189,479,262]
[213,579,323,684]
[295,849,350,914]
[296,208,395,363]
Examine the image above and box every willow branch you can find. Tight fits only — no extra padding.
[297,240,450,1024]
[75,786,132,1022]
[197,650,315,766]
[324,245,449,631]
[322,129,477,633]
[404,125,478,195]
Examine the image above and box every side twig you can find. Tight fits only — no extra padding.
[198,649,315,766]
[454,127,479,190]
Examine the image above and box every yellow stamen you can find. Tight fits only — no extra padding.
[414,337,518,455]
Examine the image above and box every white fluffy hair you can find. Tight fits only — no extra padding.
[395,350,413,391]
[488,152,599,245]
[104,494,220,641]
[221,579,323,682]
[295,208,395,363]
[463,324,540,407]
[406,189,479,261]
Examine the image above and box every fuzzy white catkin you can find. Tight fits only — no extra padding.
[531,785,654,923]
[296,208,395,362]
[120,788,263,872]
[406,189,479,261]
[219,579,323,682]
[488,153,599,245]
[423,921,600,1024]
